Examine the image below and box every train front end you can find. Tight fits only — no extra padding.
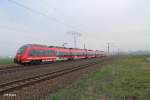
[14,45,29,64]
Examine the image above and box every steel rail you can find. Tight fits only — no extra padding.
[0,58,106,95]
[0,58,89,74]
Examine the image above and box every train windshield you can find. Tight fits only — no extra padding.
[17,45,27,54]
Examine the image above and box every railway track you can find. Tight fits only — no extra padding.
[0,59,87,74]
[0,65,24,73]
[0,58,105,85]
[0,58,107,95]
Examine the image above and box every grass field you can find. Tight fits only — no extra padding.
[49,56,150,100]
[0,57,14,65]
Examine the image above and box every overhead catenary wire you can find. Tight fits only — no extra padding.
[7,0,92,49]
[7,0,84,33]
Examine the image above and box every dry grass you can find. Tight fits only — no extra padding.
[49,55,150,100]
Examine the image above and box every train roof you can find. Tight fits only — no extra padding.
[23,44,104,52]
[49,46,67,49]
[49,46,85,50]
[25,44,48,47]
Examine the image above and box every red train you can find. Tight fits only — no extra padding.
[14,44,106,65]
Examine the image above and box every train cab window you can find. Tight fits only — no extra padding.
[17,45,27,54]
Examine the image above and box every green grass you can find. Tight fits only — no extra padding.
[49,55,150,100]
[0,58,14,65]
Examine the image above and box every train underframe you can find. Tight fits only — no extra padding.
[14,56,98,66]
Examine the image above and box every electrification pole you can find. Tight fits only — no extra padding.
[118,48,120,56]
[107,43,110,56]
[62,43,68,47]
[83,43,86,49]
[67,31,81,48]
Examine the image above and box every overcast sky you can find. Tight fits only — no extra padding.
[0,0,150,56]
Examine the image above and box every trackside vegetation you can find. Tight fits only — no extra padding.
[0,57,13,65]
[49,56,150,100]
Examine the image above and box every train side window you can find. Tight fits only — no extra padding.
[38,50,43,56]
[73,52,77,56]
[65,52,67,56]
[76,52,78,56]
[60,52,63,56]
[45,50,49,56]
[43,50,46,56]
[29,50,33,56]
[45,50,48,56]
[51,50,56,55]
[29,50,36,56]
[42,50,45,56]
[47,50,50,56]
[56,51,59,56]
[63,52,66,56]
[61,52,63,56]
[35,50,39,56]
[73,52,76,56]
[58,51,62,56]
[64,52,69,56]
